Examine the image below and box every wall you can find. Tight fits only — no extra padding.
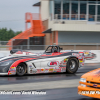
[40,0,49,21]
[58,31,100,43]
[59,45,100,50]
[49,21,100,32]
[42,19,51,46]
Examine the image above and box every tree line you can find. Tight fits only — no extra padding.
[0,28,22,41]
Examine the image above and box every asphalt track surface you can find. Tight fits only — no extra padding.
[0,63,100,100]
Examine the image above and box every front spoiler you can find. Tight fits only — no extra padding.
[0,73,8,75]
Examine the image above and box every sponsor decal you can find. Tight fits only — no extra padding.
[9,67,16,71]
[54,68,61,72]
[53,67,66,72]
[30,70,33,73]
[80,63,84,67]
[78,90,100,95]
[29,65,32,68]
[47,61,59,67]
[54,67,60,72]
[59,60,66,67]
[49,69,54,72]
[84,51,89,55]
[72,53,79,57]
[61,67,66,72]
[30,69,37,74]
[72,53,83,60]
[93,84,98,87]
[79,60,83,63]
[55,67,59,69]
[16,51,23,54]
[37,69,41,73]
[8,70,16,75]
[93,70,100,77]
[33,69,37,73]
[41,69,45,72]
[9,73,12,75]
[95,70,100,74]
[11,67,16,69]
[64,59,68,62]
[45,69,49,73]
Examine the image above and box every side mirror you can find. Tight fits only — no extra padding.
[10,49,22,54]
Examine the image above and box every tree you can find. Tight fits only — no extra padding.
[0,28,22,41]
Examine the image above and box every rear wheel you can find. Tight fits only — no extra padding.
[66,58,79,74]
[16,63,26,76]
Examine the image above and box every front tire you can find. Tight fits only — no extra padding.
[66,58,79,74]
[16,63,26,76]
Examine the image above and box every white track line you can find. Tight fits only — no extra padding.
[0,79,80,91]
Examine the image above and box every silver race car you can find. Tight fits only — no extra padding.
[0,45,85,76]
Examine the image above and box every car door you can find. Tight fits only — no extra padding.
[26,59,41,74]
[40,53,66,73]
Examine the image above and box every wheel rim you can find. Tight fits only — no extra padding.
[17,65,25,74]
[70,60,76,69]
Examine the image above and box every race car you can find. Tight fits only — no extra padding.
[0,45,85,76]
[84,51,96,60]
[78,69,100,99]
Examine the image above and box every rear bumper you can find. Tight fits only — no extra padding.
[78,85,100,99]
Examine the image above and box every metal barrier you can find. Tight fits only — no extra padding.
[0,43,100,50]
[0,41,11,45]
[53,14,100,22]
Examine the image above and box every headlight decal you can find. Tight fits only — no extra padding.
[0,60,14,66]
[0,60,15,73]
[80,78,86,83]
[80,84,86,87]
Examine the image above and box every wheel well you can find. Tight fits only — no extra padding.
[67,57,79,64]
[70,57,79,61]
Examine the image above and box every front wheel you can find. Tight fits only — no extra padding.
[16,63,26,76]
[66,58,79,74]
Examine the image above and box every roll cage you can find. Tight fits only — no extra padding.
[45,46,63,53]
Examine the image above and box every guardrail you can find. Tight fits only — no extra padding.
[53,14,100,22]
[0,41,11,45]
[0,43,100,50]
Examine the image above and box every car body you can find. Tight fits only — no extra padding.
[78,68,100,99]
[84,51,96,60]
[0,45,85,76]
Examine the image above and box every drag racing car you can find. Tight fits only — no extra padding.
[0,45,85,76]
[78,68,100,99]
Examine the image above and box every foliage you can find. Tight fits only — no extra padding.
[0,28,22,41]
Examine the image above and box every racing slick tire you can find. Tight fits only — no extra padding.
[66,58,79,74]
[16,63,27,76]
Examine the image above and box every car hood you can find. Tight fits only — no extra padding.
[0,54,40,62]
[0,56,12,61]
[81,68,100,81]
